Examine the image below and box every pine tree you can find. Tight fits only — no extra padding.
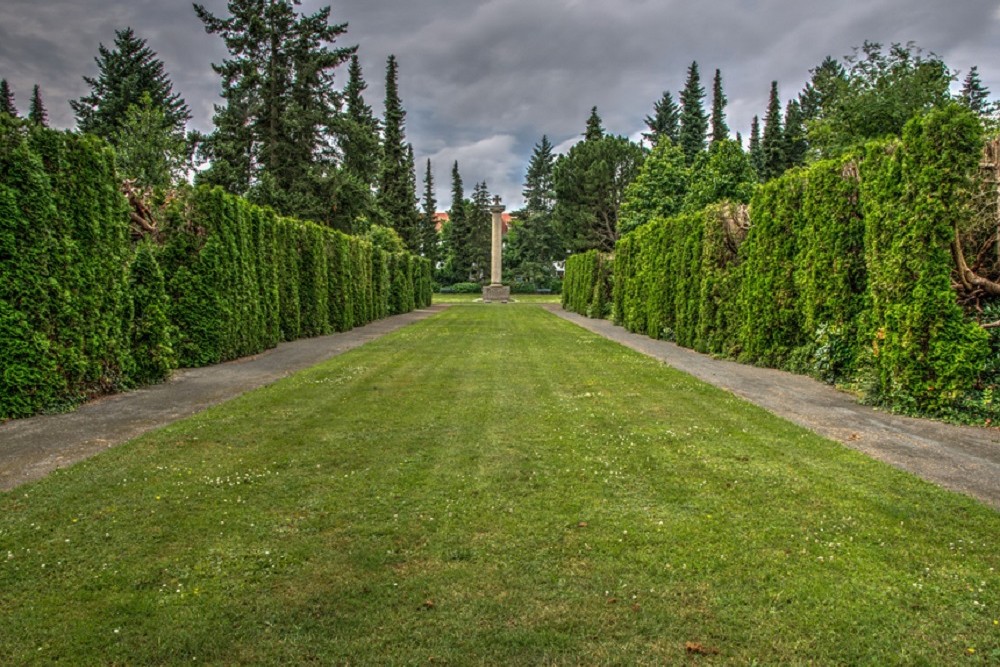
[71,27,190,142]
[341,54,381,188]
[523,135,556,213]
[420,158,439,266]
[748,115,764,179]
[378,55,419,250]
[584,106,604,141]
[961,66,991,117]
[799,56,846,123]
[760,81,784,181]
[446,161,471,281]
[710,68,729,145]
[678,61,708,165]
[194,0,354,220]
[783,98,807,169]
[0,79,17,117]
[28,85,47,126]
[643,91,680,146]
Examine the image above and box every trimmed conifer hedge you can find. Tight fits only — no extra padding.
[566,105,992,417]
[562,250,613,319]
[0,118,432,420]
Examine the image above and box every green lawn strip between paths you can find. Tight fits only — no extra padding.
[0,304,998,664]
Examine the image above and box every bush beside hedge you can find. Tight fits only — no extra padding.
[566,105,991,417]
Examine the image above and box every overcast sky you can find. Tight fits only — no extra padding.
[3,0,1000,210]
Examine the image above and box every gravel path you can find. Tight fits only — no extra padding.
[0,306,449,491]
[546,305,1000,511]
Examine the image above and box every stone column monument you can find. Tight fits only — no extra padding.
[482,195,511,303]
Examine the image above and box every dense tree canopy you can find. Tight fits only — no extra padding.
[554,134,645,252]
[71,27,190,143]
[194,0,355,224]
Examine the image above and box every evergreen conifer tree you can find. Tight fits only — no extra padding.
[783,98,807,169]
[710,68,729,144]
[0,80,17,117]
[584,106,604,141]
[71,27,190,142]
[678,61,708,165]
[194,0,354,221]
[420,159,439,266]
[378,55,419,249]
[748,115,764,178]
[643,91,680,146]
[523,135,556,213]
[28,85,47,126]
[341,54,381,188]
[961,66,991,117]
[760,81,784,181]
[446,161,472,280]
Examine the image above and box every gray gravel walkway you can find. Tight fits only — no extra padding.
[0,306,448,491]
[546,304,1000,511]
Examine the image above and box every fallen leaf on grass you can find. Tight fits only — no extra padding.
[685,642,719,655]
[577,521,588,528]
[421,599,435,610]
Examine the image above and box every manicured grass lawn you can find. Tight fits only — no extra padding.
[1,305,998,664]
[433,292,561,304]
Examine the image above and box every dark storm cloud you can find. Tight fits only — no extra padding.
[2,0,1000,208]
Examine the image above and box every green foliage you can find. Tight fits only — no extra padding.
[0,119,134,418]
[0,79,17,117]
[194,0,354,224]
[71,27,190,142]
[683,139,756,212]
[806,42,952,159]
[618,139,687,236]
[553,135,645,252]
[572,104,990,418]
[113,93,191,189]
[643,91,680,146]
[710,68,729,144]
[678,61,708,165]
[859,105,989,415]
[28,85,47,127]
[561,250,611,319]
[127,241,175,384]
[378,55,420,249]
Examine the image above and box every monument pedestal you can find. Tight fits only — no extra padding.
[482,284,510,303]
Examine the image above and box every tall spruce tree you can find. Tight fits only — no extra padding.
[194,0,354,221]
[678,61,708,165]
[643,91,680,146]
[341,54,381,188]
[420,159,439,266]
[760,81,784,181]
[378,55,419,249]
[446,161,472,281]
[961,66,991,117]
[748,115,764,179]
[584,106,604,141]
[71,27,190,142]
[28,85,47,126]
[0,80,17,117]
[523,135,556,213]
[783,98,807,169]
[710,68,729,145]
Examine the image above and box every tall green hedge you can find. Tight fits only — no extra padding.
[569,105,991,417]
[562,250,612,319]
[0,117,431,420]
[0,120,132,418]
[160,185,431,368]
